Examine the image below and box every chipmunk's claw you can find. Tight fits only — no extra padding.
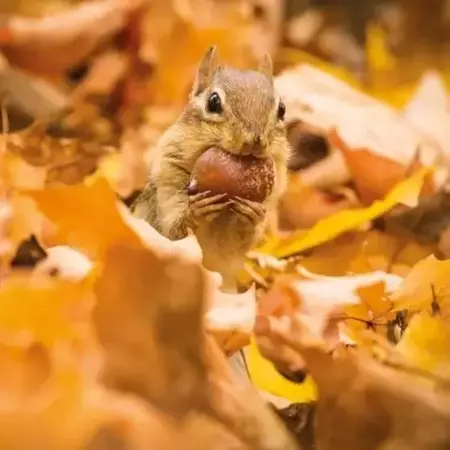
[231,197,266,225]
[188,191,230,226]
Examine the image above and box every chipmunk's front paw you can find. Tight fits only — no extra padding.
[188,191,230,227]
[231,197,266,225]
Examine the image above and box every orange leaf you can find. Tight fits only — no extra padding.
[0,275,90,346]
[24,177,141,260]
[329,128,435,204]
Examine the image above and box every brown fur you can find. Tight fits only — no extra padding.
[131,46,290,292]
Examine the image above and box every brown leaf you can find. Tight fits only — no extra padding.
[7,124,117,186]
[382,190,450,248]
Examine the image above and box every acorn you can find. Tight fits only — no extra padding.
[188,147,275,202]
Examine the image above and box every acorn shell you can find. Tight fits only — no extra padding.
[188,147,275,202]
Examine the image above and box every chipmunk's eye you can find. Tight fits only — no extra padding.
[207,92,223,114]
[277,100,286,121]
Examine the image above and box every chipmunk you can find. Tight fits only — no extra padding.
[132,46,290,293]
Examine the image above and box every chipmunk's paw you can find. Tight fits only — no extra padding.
[231,197,266,225]
[188,191,230,227]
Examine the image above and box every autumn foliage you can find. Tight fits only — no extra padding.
[0,1,450,450]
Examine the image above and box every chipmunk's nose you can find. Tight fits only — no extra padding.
[241,137,267,158]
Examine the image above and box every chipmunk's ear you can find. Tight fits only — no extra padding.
[258,53,273,82]
[191,45,219,96]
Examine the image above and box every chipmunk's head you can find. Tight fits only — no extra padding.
[182,46,288,160]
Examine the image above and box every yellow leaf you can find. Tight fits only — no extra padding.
[396,313,450,378]
[261,166,432,258]
[0,275,89,346]
[391,255,450,312]
[247,338,317,403]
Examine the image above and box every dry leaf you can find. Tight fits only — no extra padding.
[343,281,397,342]
[274,64,442,173]
[256,311,450,450]
[390,254,450,312]
[261,166,432,258]
[396,312,450,379]
[93,243,210,419]
[24,176,142,260]
[0,274,91,347]
[278,172,359,231]
[330,128,436,203]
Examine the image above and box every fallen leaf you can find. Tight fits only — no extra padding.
[248,338,318,404]
[330,128,436,203]
[93,243,210,419]
[343,281,397,342]
[256,311,450,450]
[252,271,401,402]
[261,165,432,258]
[382,189,450,249]
[0,274,91,347]
[396,312,450,379]
[390,254,450,312]
[278,172,359,231]
[7,124,117,186]
[205,336,297,450]
[274,64,442,172]
[24,176,142,260]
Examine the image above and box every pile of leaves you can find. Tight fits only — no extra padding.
[1,1,450,450]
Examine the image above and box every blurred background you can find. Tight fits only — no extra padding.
[1,0,450,109]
